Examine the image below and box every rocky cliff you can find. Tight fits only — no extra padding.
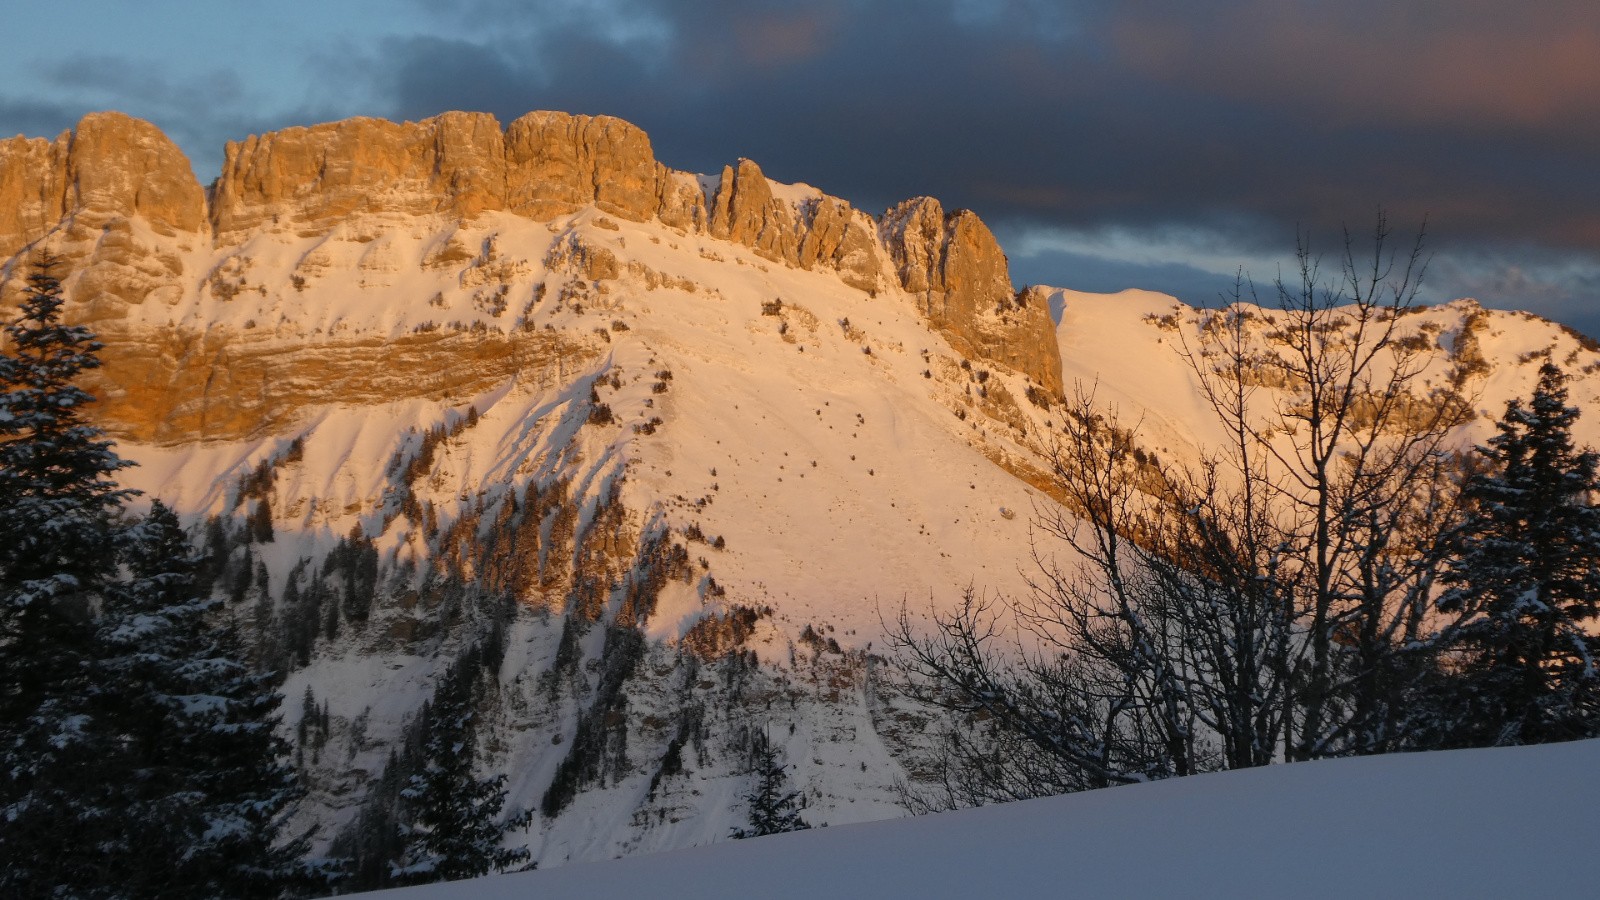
[0,110,206,260]
[883,197,1062,394]
[1,109,1064,427]
[209,111,707,239]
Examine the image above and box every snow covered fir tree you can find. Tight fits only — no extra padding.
[390,640,532,884]
[0,259,138,896]
[730,728,810,840]
[1430,362,1600,747]
[0,262,303,898]
[98,501,307,897]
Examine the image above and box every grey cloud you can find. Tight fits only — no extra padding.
[0,97,85,141]
[1429,248,1600,338]
[2,54,360,180]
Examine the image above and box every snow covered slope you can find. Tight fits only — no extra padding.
[0,110,1078,867]
[88,199,1063,864]
[1049,286,1600,464]
[364,737,1600,899]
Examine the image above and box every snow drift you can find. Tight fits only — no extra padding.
[364,738,1600,899]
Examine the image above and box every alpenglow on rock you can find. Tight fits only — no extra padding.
[0,108,1064,442]
[0,111,207,260]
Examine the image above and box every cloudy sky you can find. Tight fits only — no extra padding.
[6,1,1599,336]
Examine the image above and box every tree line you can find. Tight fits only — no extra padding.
[893,219,1600,807]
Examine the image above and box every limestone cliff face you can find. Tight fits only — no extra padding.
[708,158,882,293]
[1,109,1064,440]
[212,112,509,239]
[798,195,881,293]
[881,198,1063,394]
[212,110,707,240]
[85,323,595,444]
[0,112,205,323]
[505,111,701,228]
[0,111,206,259]
[709,159,787,258]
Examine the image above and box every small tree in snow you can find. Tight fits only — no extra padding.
[731,728,810,839]
[393,648,531,884]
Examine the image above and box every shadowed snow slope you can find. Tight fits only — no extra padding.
[362,738,1600,899]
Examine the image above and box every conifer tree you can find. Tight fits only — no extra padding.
[1,262,312,897]
[1435,362,1600,746]
[730,728,810,839]
[98,501,307,898]
[0,260,136,895]
[250,495,275,543]
[392,648,531,884]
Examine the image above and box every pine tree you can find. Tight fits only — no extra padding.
[1,262,314,897]
[1435,362,1600,746]
[392,648,531,884]
[730,728,810,839]
[97,501,307,898]
[0,259,137,895]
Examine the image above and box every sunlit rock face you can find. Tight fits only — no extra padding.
[0,111,207,325]
[1,109,1064,444]
[211,112,511,240]
[882,197,1063,394]
[0,110,207,260]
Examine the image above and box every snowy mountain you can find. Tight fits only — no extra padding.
[2,110,1597,875]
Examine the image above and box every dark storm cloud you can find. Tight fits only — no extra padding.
[366,0,1600,252]
[4,1,1594,332]
[352,0,1600,333]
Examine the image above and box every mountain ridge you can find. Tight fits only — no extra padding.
[3,108,1598,878]
[0,109,1062,422]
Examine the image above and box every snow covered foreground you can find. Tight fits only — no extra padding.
[358,738,1599,899]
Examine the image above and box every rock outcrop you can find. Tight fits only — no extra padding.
[706,157,883,293]
[881,197,1063,394]
[211,112,508,239]
[0,111,206,260]
[708,158,788,258]
[798,195,881,293]
[505,111,702,229]
[0,112,204,321]
[212,111,708,241]
[85,323,594,444]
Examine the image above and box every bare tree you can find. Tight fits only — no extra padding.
[1179,216,1469,758]
[891,217,1471,803]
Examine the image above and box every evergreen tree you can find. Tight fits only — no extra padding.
[0,260,137,895]
[1435,362,1600,746]
[392,648,531,884]
[730,728,810,839]
[97,501,307,898]
[249,496,274,543]
[0,262,313,897]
